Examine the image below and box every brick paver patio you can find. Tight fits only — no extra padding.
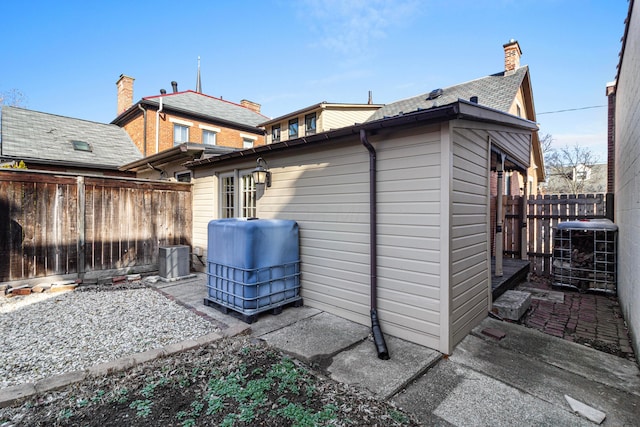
[517,278,635,361]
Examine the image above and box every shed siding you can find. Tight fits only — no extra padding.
[192,174,216,261]
[488,128,530,168]
[450,127,490,347]
[258,127,443,348]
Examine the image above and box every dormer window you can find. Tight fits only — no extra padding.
[272,125,281,143]
[71,140,92,152]
[305,113,316,135]
[288,119,298,138]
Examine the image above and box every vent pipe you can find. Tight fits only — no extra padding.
[360,129,390,360]
[171,81,178,93]
[470,96,478,104]
[196,56,202,93]
[160,89,166,95]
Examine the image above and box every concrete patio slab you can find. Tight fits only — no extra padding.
[258,312,370,363]
[328,334,441,399]
[474,318,640,397]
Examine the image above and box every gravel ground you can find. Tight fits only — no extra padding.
[0,284,417,426]
[0,284,220,389]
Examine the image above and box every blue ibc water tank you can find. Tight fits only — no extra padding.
[206,218,300,314]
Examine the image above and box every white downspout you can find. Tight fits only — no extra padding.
[155,97,163,154]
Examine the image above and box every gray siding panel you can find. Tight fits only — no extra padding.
[488,129,530,168]
[454,120,530,170]
[450,127,490,347]
[257,127,443,348]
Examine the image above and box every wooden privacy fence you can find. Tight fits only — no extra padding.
[0,170,192,282]
[526,193,612,276]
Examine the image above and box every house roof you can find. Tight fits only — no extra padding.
[112,90,268,133]
[367,67,529,122]
[258,102,384,127]
[187,100,538,170]
[1,106,142,169]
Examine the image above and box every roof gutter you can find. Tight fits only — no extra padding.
[186,100,536,171]
[360,129,390,361]
[187,102,463,169]
[0,155,126,171]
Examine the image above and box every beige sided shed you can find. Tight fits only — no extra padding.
[188,100,535,354]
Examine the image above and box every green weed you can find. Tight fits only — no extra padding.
[129,399,153,418]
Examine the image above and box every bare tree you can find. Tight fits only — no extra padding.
[544,139,600,195]
[0,88,27,109]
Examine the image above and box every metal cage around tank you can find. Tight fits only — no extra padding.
[552,219,617,294]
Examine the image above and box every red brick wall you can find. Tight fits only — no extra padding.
[121,109,266,155]
[606,84,615,193]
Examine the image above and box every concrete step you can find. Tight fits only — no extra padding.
[492,290,532,320]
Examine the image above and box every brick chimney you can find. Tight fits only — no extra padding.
[240,99,261,113]
[116,74,135,115]
[503,39,522,74]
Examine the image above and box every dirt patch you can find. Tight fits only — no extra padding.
[0,337,417,426]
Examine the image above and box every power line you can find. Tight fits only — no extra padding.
[537,105,606,115]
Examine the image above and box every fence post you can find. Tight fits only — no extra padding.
[77,176,85,277]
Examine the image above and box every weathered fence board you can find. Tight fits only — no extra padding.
[526,193,610,276]
[503,196,522,257]
[0,170,191,282]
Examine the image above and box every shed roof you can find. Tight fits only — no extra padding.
[187,100,537,170]
[367,67,529,122]
[1,106,142,169]
[120,142,237,172]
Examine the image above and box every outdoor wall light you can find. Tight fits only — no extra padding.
[252,157,271,187]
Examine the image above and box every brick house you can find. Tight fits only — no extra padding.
[111,75,267,158]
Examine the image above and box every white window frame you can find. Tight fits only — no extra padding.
[199,124,220,146]
[219,172,236,219]
[173,124,189,145]
[218,169,257,219]
[240,133,258,149]
[175,171,192,183]
[240,173,256,218]
[271,125,281,143]
[305,112,317,135]
[202,129,217,145]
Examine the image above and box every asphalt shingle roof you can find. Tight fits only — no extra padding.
[367,66,529,122]
[142,91,267,128]
[1,106,142,168]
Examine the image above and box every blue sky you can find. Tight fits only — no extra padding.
[1,0,629,161]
